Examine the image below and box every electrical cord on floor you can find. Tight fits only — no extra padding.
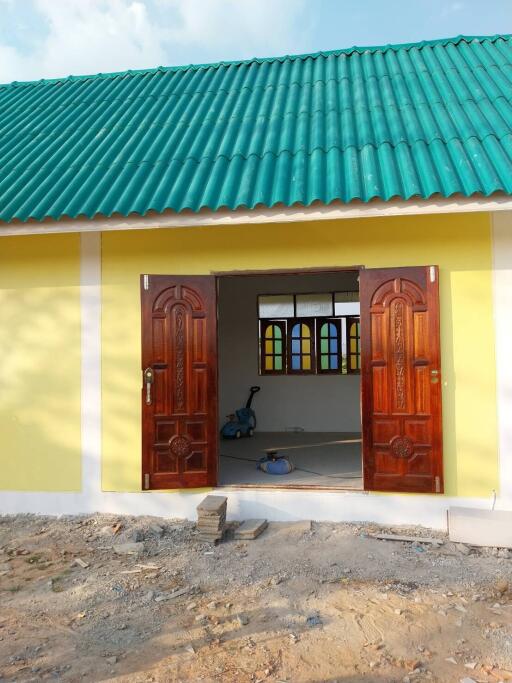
[219,453,362,479]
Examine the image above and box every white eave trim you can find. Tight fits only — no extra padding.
[1,194,512,237]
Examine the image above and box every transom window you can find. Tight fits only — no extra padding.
[258,292,360,375]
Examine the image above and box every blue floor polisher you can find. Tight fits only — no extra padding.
[258,449,295,475]
[258,436,362,475]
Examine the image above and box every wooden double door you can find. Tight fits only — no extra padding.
[141,267,443,494]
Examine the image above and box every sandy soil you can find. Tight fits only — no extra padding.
[0,514,511,683]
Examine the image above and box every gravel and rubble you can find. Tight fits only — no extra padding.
[0,514,511,682]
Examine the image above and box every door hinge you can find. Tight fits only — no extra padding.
[144,473,150,489]
[429,266,436,283]
[435,476,441,493]
[143,274,149,290]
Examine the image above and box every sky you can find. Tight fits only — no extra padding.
[0,0,510,83]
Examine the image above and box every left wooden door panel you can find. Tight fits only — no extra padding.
[141,275,218,489]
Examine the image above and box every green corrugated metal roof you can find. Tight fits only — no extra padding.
[0,34,511,223]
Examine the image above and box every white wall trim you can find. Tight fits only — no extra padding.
[492,212,512,504]
[80,232,102,504]
[1,194,512,237]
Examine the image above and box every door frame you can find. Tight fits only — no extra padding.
[214,265,365,491]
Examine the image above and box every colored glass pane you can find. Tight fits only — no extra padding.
[330,339,337,353]
[291,355,300,370]
[321,339,328,353]
[302,339,310,353]
[301,323,309,336]
[303,355,311,370]
[330,355,338,369]
[265,356,273,370]
[274,357,282,370]
[275,326,282,339]
[292,339,300,354]
[321,356,328,369]
[291,324,300,338]
[329,323,336,336]
[274,340,282,354]
[321,323,328,338]
[265,339,273,354]
[351,339,357,353]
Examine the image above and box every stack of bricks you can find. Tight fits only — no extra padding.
[196,495,227,543]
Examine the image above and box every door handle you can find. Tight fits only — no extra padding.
[144,367,154,405]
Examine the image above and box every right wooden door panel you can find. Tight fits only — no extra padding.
[360,266,443,493]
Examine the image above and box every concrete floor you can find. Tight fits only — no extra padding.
[219,431,363,488]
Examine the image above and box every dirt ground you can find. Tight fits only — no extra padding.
[0,514,511,683]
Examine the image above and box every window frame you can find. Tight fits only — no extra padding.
[257,291,360,376]
[315,317,344,375]
[259,319,287,375]
[346,316,361,374]
[287,318,316,374]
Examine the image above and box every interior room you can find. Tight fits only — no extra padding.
[217,270,363,488]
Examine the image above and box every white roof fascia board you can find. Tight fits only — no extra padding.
[1,194,512,237]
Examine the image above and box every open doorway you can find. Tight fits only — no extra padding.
[140,266,442,494]
[217,270,363,489]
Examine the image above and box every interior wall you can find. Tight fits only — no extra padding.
[217,272,361,432]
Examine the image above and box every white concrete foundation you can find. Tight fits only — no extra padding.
[0,487,504,530]
[449,506,512,547]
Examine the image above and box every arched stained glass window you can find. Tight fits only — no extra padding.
[257,291,360,375]
[347,317,361,372]
[261,321,285,373]
[318,320,341,372]
[289,321,314,372]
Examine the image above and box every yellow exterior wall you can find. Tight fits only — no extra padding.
[102,212,498,498]
[0,234,81,491]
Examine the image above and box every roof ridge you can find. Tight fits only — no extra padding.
[1,33,510,90]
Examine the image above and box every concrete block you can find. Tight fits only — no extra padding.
[234,519,268,540]
[197,495,227,516]
[448,507,512,548]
